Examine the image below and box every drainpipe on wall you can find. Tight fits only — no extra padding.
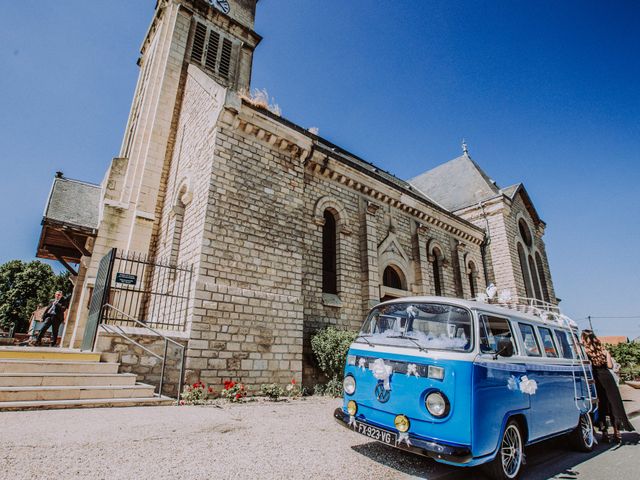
[479,201,491,286]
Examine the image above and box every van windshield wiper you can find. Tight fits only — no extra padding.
[386,334,428,352]
[355,334,375,347]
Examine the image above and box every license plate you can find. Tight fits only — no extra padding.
[354,420,397,446]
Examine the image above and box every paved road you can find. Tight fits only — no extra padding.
[0,398,638,479]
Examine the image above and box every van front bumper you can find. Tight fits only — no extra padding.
[333,408,472,465]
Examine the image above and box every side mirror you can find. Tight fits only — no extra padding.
[495,337,514,358]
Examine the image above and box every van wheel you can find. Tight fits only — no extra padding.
[484,420,524,480]
[571,413,595,452]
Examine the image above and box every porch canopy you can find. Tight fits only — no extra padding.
[36,173,100,275]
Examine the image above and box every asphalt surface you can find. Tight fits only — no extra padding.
[0,397,638,479]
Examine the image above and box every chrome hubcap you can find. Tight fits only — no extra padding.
[581,414,594,447]
[501,425,522,478]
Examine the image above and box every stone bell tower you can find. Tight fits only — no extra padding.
[105,0,260,256]
[68,0,260,347]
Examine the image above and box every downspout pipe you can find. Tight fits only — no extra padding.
[479,201,491,286]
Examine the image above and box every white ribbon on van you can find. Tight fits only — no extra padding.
[358,357,367,371]
[519,375,538,395]
[406,363,420,377]
[371,358,393,390]
[397,432,411,446]
[348,415,356,428]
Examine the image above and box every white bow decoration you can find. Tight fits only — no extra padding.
[371,358,393,391]
[406,363,420,377]
[397,432,411,446]
[519,375,538,395]
[348,415,356,428]
[358,357,367,371]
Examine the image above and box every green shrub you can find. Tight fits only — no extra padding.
[607,342,640,382]
[313,377,343,398]
[311,326,357,395]
[261,383,285,401]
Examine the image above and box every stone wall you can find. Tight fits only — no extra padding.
[456,189,557,304]
[95,327,188,398]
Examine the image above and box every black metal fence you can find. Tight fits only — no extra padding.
[103,250,193,331]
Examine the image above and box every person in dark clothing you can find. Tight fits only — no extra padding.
[581,329,635,442]
[32,291,67,347]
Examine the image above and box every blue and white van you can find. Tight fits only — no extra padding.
[334,296,596,480]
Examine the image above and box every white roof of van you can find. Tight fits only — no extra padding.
[377,296,575,330]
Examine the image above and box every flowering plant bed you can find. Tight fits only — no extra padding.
[221,380,247,402]
[179,381,215,405]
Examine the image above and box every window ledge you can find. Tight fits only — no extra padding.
[322,293,342,308]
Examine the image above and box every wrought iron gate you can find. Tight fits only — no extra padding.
[82,248,115,351]
[81,248,193,351]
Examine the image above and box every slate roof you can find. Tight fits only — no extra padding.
[43,176,100,231]
[408,154,501,211]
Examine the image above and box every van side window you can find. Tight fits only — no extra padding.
[538,327,558,357]
[518,323,541,356]
[554,330,576,359]
[479,315,516,355]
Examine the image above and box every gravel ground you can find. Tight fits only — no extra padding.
[2,398,638,480]
[0,397,466,480]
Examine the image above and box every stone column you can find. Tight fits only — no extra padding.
[361,200,381,310]
[413,222,431,295]
[457,242,471,299]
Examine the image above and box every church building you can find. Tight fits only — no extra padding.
[37,0,557,390]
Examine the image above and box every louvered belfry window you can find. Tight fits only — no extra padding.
[190,21,235,81]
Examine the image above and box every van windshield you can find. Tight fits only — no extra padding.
[358,302,473,352]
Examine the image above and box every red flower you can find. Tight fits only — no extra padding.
[208,387,214,393]
[235,393,241,400]
[291,378,296,385]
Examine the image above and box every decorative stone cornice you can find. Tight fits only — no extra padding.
[416,222,429,236]
[307,156,484,246]
[220,103,313,162]
[366,202,381,215]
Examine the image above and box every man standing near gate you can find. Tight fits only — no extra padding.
[31,291,67,347]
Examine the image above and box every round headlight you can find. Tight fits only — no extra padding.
[394,414,410,433]
[347,400,358,416]
[343,375,356,395]
[425,391,449,417]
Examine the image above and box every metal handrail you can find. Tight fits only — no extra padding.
[98,303,185,399]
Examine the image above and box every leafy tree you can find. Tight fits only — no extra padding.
[0,260,72,333]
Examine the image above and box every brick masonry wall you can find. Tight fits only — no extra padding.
[95,329,188,398]
[458,192,557,304]
[182,109,306,391]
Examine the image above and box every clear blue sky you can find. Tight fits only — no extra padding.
[1,1,638,338]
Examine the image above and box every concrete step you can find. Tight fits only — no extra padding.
[0,347,101,362]
[0,383,156,402]
[0,373,137,387]
[0,360,120,374]
[0,395,174,411]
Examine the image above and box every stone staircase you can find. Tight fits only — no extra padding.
[0,346,174,411]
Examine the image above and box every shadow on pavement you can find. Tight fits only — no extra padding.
[350,431,639,480]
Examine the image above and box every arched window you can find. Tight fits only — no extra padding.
[432,247,443,296]
[322,209,337,294]
[528,254,543,301]
[383,265,405,290]
[518,219,533,247]
[535,252,551,303]
[468,261,477,299]
[517,243,534,298]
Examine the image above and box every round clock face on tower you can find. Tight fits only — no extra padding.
[208,0,231,14]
